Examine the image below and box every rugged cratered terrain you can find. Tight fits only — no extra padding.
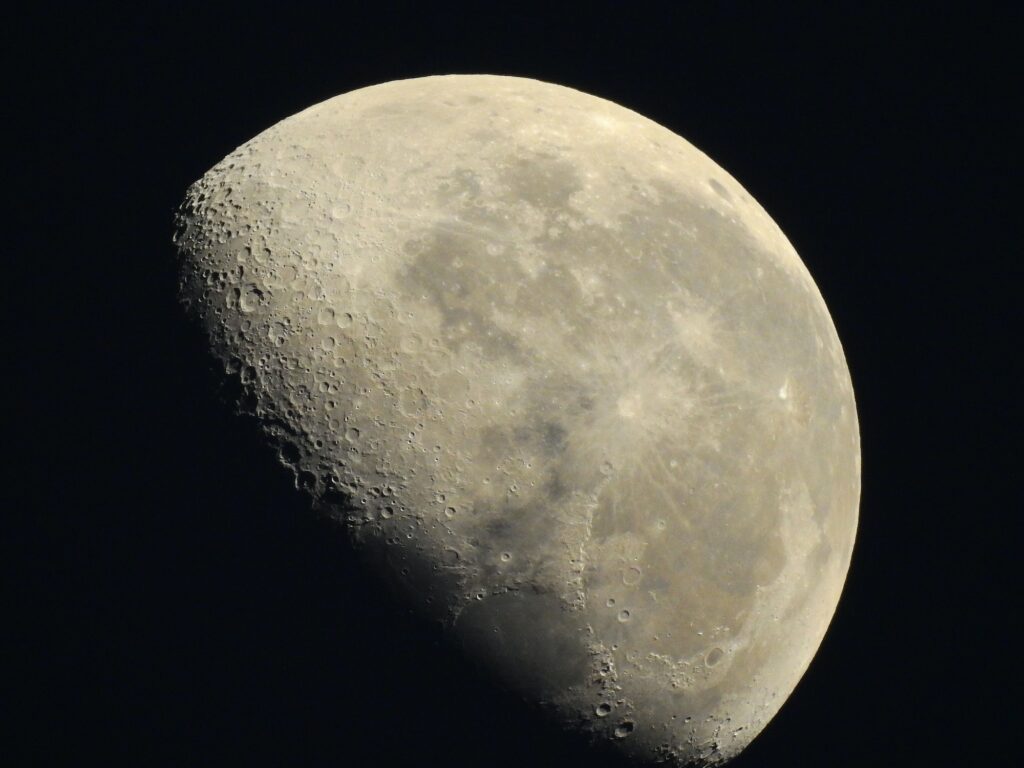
[174,75,860,766]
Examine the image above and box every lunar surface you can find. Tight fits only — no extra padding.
[173,75,859,766]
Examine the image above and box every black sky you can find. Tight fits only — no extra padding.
[10,3,1018,766]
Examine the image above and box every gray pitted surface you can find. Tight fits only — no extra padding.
[174,75,860,766]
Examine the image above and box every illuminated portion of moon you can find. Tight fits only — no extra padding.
[174,75,859,766]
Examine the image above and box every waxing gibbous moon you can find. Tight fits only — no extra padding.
[174,75,859,766]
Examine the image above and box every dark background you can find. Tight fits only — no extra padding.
[10,3,1017,766]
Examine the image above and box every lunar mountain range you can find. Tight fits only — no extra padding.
[173,75,860,766]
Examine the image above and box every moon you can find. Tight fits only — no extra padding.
[174,75,859,766]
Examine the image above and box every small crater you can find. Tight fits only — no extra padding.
[442,548,460,565]
[614,721,635,738]
[708,178,731,201]
[395,331,419,354]
[622,565,642,586]
[238,284,263,313]
[268,321,288,345]
[279,443,301,465]
[617,609,631,623]
[596,703,613,717]
[297,471,317,492]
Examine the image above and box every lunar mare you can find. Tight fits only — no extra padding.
[174,75,859,766]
